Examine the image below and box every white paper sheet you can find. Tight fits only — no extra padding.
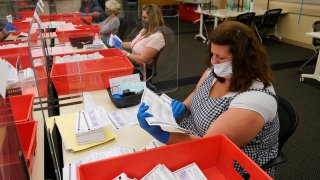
[0,60,10,98]
[106,105,139,129]
[141,164,176,180]
[141,88,190,133]
[173,163,207,180]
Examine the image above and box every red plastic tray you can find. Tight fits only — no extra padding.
[50,56,133,95]
[33,66,49,98]
[178,4,200,22]
[51,15,92,25]
[9,94,34,123]
[16,120,38,174]
[78,135,271,180]
[0,41,30,67]
[12,21,31,36]
[18,10,35,20]
[50,13,82,19]
[52,48,124,64]
[56,24,100,43]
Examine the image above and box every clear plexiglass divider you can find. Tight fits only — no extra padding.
[121,9,179,94]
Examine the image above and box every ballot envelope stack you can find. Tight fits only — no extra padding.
[74,108,106,144]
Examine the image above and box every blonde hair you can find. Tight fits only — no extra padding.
[105,0,121,15]
[142,4,165,37]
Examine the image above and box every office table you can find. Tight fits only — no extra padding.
[43,90,183,166]
[300,32,320,82]
[194,8,287,43]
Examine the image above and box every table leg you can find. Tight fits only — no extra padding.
[253,23,262,42]
[194,13,207,43]
[214,17,218,29]
[301,52,320,82]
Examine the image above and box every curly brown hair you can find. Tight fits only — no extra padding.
[206,20,273,92]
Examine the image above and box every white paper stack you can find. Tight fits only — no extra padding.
[141,164,176,180]
[74,107,107,144]
[173,163,207,180]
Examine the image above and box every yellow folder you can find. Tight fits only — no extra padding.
[50,113,115,152]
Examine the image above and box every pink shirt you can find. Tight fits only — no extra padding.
[131,31,165,61]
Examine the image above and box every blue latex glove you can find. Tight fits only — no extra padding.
[112,94,122,99]
[113,37,123,50]
[171,99,186,118]
[137,102,170,144]
[81,12,87,16]
[4,22,18,32]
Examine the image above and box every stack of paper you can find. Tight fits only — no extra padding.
[53,112,115,152]
[75,111,103,144]
[141,164,176,180]
[115,163,207,180]
[74,106,111,144]
[63,140,159,180]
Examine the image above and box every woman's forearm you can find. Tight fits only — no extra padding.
[122,42,131,50]
[166,132,199,145]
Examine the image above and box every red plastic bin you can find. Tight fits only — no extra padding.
[56,24,100,43]
[50,13,82,19]
[18,10,35,20]
[9,94,34,123]
[33,66,49,98]
[12,21,31,35]
[50,56,134,95]
[78,135,271,180]
[16,120,38,175]
[52,48,124,64]
[0,41,32,69]
[178,4,200,22]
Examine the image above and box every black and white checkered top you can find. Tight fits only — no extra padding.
[179,70,279,176]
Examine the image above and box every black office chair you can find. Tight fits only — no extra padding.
[261,95,299,170]
[255,8,283,42]
[142,26,178,93]
[235,12,256,27]
[297,20,320,74]
[118,18,128,40]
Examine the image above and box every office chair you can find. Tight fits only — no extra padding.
[255,8,282,42]
[118,18,128,40]
[235,12,256,27]
[261,95,299,170]
[297,20,320,74]
[142,26,178,93]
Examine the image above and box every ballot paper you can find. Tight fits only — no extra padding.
[106,105,139,129]
[141,88,190,133]
[74,106,111,144]
[109,74,141,94]
[63,142,159,180]
[109,33,122,47]
[141,164,176,180]
[173,163,207,180]
[113,173,137,180]
[0,60,10,98]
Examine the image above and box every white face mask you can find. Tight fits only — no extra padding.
[213,61,233,78]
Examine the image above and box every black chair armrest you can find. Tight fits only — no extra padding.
[261,152,288,170]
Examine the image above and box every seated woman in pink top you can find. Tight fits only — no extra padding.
[121,4,166,79]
